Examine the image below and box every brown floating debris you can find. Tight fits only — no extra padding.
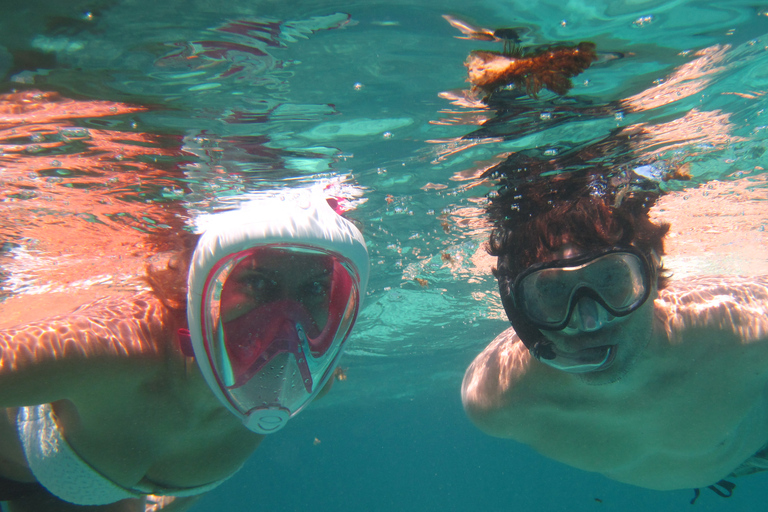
[466,42,598,97]
[664,162,693,181]
[443,14,498,41]
[443,14,527,47]
[333,366,347,381]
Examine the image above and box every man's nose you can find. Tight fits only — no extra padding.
[568,298,608,332]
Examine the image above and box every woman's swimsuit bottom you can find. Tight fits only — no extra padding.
[16,404,234,506]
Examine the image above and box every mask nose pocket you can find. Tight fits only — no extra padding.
[567,297,616,332]
[218,300,318,388]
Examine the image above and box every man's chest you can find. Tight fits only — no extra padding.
[522,365,768,489]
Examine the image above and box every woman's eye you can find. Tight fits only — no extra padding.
[245,275,276,296]
[305,279,329,298]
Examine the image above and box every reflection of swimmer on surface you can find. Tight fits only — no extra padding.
[461,151,768,499]
[0,188,369,511]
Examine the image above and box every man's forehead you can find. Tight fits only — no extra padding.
[550,243,584,260]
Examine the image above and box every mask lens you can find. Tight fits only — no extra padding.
[200,246,359,416]
[589,253,646,308]
[515,250,649,329]
[519,271,574,325]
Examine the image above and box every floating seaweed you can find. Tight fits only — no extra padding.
[465,42,597,98]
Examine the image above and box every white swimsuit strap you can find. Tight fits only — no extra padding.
[17,404,142,506]
[17,404,230,505]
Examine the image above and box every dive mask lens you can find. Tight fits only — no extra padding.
[513,248,651,330]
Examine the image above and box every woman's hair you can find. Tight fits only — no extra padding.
[143,231,200,312]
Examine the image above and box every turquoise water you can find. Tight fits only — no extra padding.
[1,0,767,510]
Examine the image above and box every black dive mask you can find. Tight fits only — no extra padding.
[497,246,655,362]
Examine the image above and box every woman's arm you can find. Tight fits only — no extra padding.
[0,293,177,408]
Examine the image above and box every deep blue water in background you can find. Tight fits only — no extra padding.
[200,385,766,512]
[1,0,768,510]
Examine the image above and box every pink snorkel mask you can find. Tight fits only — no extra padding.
[187,190,368,434]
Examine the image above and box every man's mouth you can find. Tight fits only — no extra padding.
[540,344,615,373]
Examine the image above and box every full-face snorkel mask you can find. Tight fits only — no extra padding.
[187,190,369,434]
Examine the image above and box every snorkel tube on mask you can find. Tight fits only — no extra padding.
[187,189,369,434]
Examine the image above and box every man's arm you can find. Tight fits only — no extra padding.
[461,328,536,438]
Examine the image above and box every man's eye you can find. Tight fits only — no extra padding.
[536,274,567,294]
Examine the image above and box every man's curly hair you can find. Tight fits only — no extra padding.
[484,149,671,288]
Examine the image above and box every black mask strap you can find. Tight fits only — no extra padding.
[497,272,556,360]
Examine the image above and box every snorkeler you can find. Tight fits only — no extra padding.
[0,188,369,511]
[461,154,768,496]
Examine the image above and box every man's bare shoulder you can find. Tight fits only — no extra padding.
[462,328,532,416]
[655,275,768,344]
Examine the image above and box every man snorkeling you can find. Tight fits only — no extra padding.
[0,188,369,511]
[461,157,768,495]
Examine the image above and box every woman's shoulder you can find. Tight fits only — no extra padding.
[2,291,180,360]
